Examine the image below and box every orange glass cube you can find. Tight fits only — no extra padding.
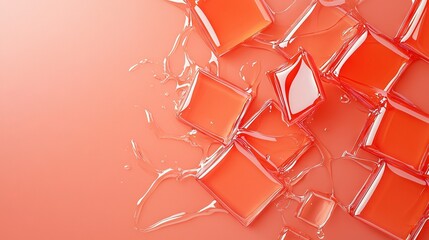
[297,191,336,228]
[189,0,272,56]
[178,70,251,144]
[197,140,283,226]
[355,0,415,39]
[256,0,313,43]
[351,162,429,239]
[332,29,410,106]
[363,100,429,172]
[268,51,325,125]
[277,2,361,70]
[416,218,429,240]
[400,0,429,60]
[240,100,312,171]
[390,59,429,115]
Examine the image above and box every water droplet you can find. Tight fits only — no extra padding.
[340,94,350,104]
[323,128,328,132]
[124,165,132,171]
[317,229,325,239]
[164,92,170,97]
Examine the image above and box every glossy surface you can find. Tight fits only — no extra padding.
[189,0,272,56]
[278,2,360,69]
[363,101,429,172]
[297,191,336,228]
[256,0,313,43]
[178,70,251,144]
[279,228,310,240]
[332,29,409,105]
[268,51,324,124]
[240,101,312,171]
[304,81,371,158]
[197,140,283,226]
[351,162,429,239]
[390,59,429,115]
[417,219,429,240]
[2,0,429,239]
[400,0,429,60]
[331,156,374,206]
[355,0,414,39]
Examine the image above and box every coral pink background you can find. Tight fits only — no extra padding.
[1,1,427,239]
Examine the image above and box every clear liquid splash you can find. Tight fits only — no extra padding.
[138,200,227,233]
[278,9,358,49]
[238,60,262,96]
[129,0,380,238]
[317,228,325,239]
[131,139,226,233]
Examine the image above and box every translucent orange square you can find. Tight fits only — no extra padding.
[277,2,361,70]
[297,191,336,228]
[400,0,429,60]
[178,70,251,144]
[363,100,429,172]
[332,29,409,106]
[416,218,429,240]
[240,100,312,171]
[351,162,429,239]
[189,0,272,56]
[389,58,429,115]
[355,0,415,39]
[197,140,283,226]
[267,51,325,125]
